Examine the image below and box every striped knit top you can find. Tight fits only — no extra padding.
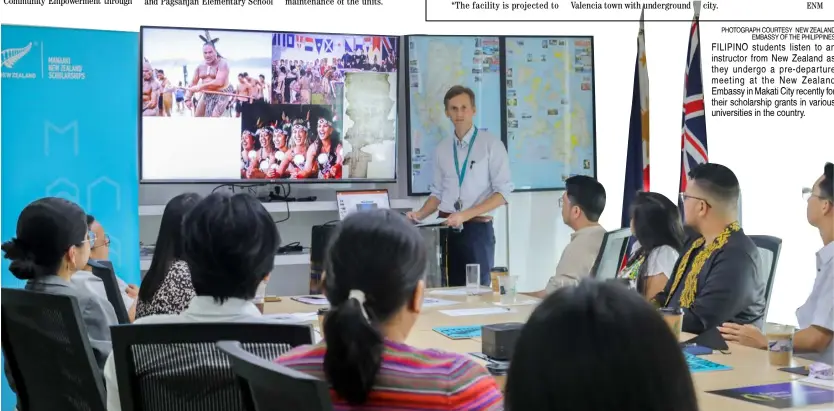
[277,340,504,410]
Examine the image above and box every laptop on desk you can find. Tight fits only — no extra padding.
[336,189,391,220]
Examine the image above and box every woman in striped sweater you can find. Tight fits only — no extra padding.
[278,209,503,410]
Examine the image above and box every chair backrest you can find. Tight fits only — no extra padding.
[111,322,314,411]
[749,235,783,319]
[88,259,130,324]
[590,227,631,281]
[1,288,107,411]
[310,223,337,294]
[217,341,333,411]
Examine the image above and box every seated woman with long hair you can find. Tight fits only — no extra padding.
[505,280,699,411]
[135,193,201,318]
[618,191,685,298]
[278,209,503,410]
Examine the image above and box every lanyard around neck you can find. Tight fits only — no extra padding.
[453,128,478,189]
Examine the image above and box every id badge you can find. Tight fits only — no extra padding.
[454,198,463,212]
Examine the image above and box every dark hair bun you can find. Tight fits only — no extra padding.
[1,239,25,260]
[8,259,45,280]
[1,239,43,280]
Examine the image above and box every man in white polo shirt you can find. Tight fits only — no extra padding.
[407,85,513,286]
[721,162,833,364]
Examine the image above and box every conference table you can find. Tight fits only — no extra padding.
[265,289,831,410]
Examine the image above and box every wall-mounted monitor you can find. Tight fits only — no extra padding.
[503,36,597,191]
[404,35,503,195]
[140,26,400,183]
[404,35,596,194]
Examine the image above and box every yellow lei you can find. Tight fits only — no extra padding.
[664,222,741,308]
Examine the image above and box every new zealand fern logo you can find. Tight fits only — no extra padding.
[1,43,33,69]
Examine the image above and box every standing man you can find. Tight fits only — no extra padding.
[406,85,513,286]
[184,31,235,118]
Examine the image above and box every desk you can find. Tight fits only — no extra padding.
[266,290,829,410]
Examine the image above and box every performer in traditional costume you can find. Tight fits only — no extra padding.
[653,163,766,334]
[184,30,236,117]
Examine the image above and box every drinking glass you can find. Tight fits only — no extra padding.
[765,323,795,366]
[659,307,684,340]
[499,275,518,304]
[466,264,481,295]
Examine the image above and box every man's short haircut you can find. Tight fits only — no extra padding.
[86,214,95,226]
[688,163,740,207]
[183,192,281,303]
[565,175,606,222]
[821,162,834,201]
[443,85,476,109]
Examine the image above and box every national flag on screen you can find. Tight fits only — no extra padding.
[324,38,334,53]
[344,37,354,53]
[315,38,323,54]
[678,3,708,218]
[381,37,394,61]
[305,37,315,52]
[273,33,294,48]
[620,9,649,270]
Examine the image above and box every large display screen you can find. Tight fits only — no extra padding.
[405,35,502,195]
[404,35,597,194]
[504,36,596,190]
[140,27,399,183]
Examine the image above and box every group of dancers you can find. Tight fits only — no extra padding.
[272,58,343,105]
[241,113,344,180]
[271,48,397,105]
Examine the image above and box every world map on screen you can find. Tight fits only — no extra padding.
[505,37,596,190]
[407,36,502,194]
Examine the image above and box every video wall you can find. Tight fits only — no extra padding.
[405,35,597,194]
[140,27,399,183]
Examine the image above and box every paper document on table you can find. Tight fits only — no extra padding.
[801,376,834,389]
[430,288,492,296]
[263,312,318,323]
[422,298,460,308]
[439,307,515,317]
[416,217,447,227]
[291,296,330,305]
[493,299,538,307]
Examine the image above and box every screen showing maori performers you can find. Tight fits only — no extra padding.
[140,26,399,183]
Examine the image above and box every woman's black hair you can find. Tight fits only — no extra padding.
[183,192,280,303]
[1,197,88,280]
[138,193,202,303]
[505,280,698,411]
[322,209,427,405]
[628,191,685,294]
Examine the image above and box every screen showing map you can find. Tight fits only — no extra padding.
[406,36,502,195]
[505,37,596,190]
